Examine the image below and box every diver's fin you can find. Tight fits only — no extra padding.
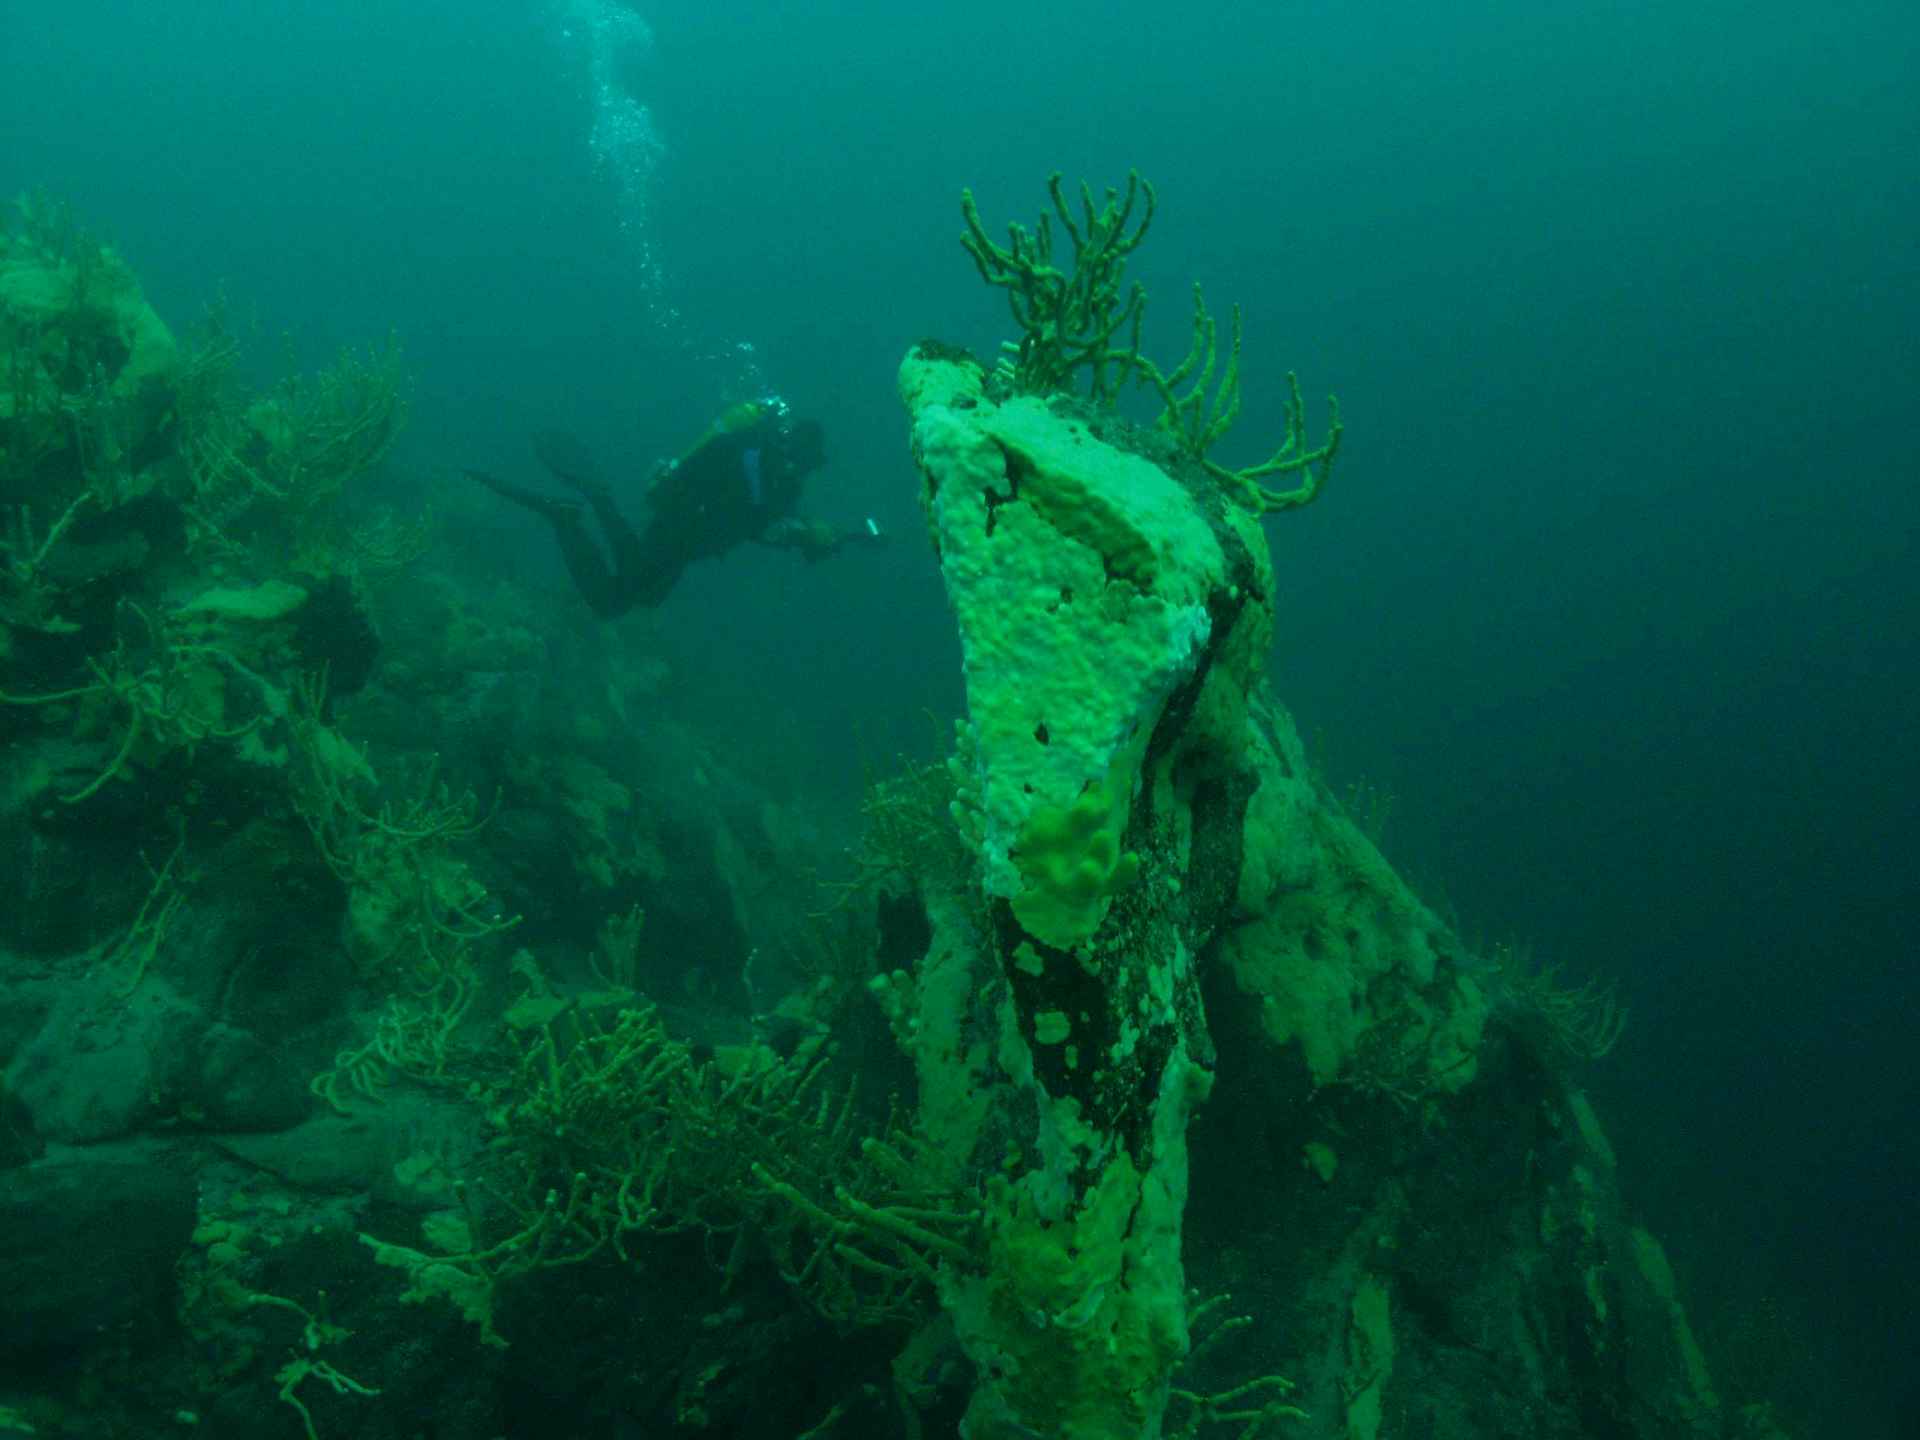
[531,429,609,495]
[465,468,581,521]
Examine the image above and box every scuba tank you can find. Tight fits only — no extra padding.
[678,397,786,465]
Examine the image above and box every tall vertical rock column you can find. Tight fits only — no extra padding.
[900,344,1275,1439]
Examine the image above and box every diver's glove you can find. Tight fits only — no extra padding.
[763,516,891,560]
[760,516,841,560]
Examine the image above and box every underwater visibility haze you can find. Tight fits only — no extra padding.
[0,1,1915,1437]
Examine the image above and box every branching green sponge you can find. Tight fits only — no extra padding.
[1011,776,1139,950]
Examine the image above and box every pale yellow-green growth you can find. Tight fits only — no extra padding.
[1629,1228,1721,1424]
[1344,1275,1396,1440]
[1302,1141,1339,1184]
[1011,774,1140,950]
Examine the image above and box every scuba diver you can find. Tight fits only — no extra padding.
[467,397,882,616]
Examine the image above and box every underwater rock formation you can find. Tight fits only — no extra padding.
[892,338,1729,1439]
[0,191,1786,1440]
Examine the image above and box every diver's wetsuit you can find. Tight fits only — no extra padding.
[469,401,836,617]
